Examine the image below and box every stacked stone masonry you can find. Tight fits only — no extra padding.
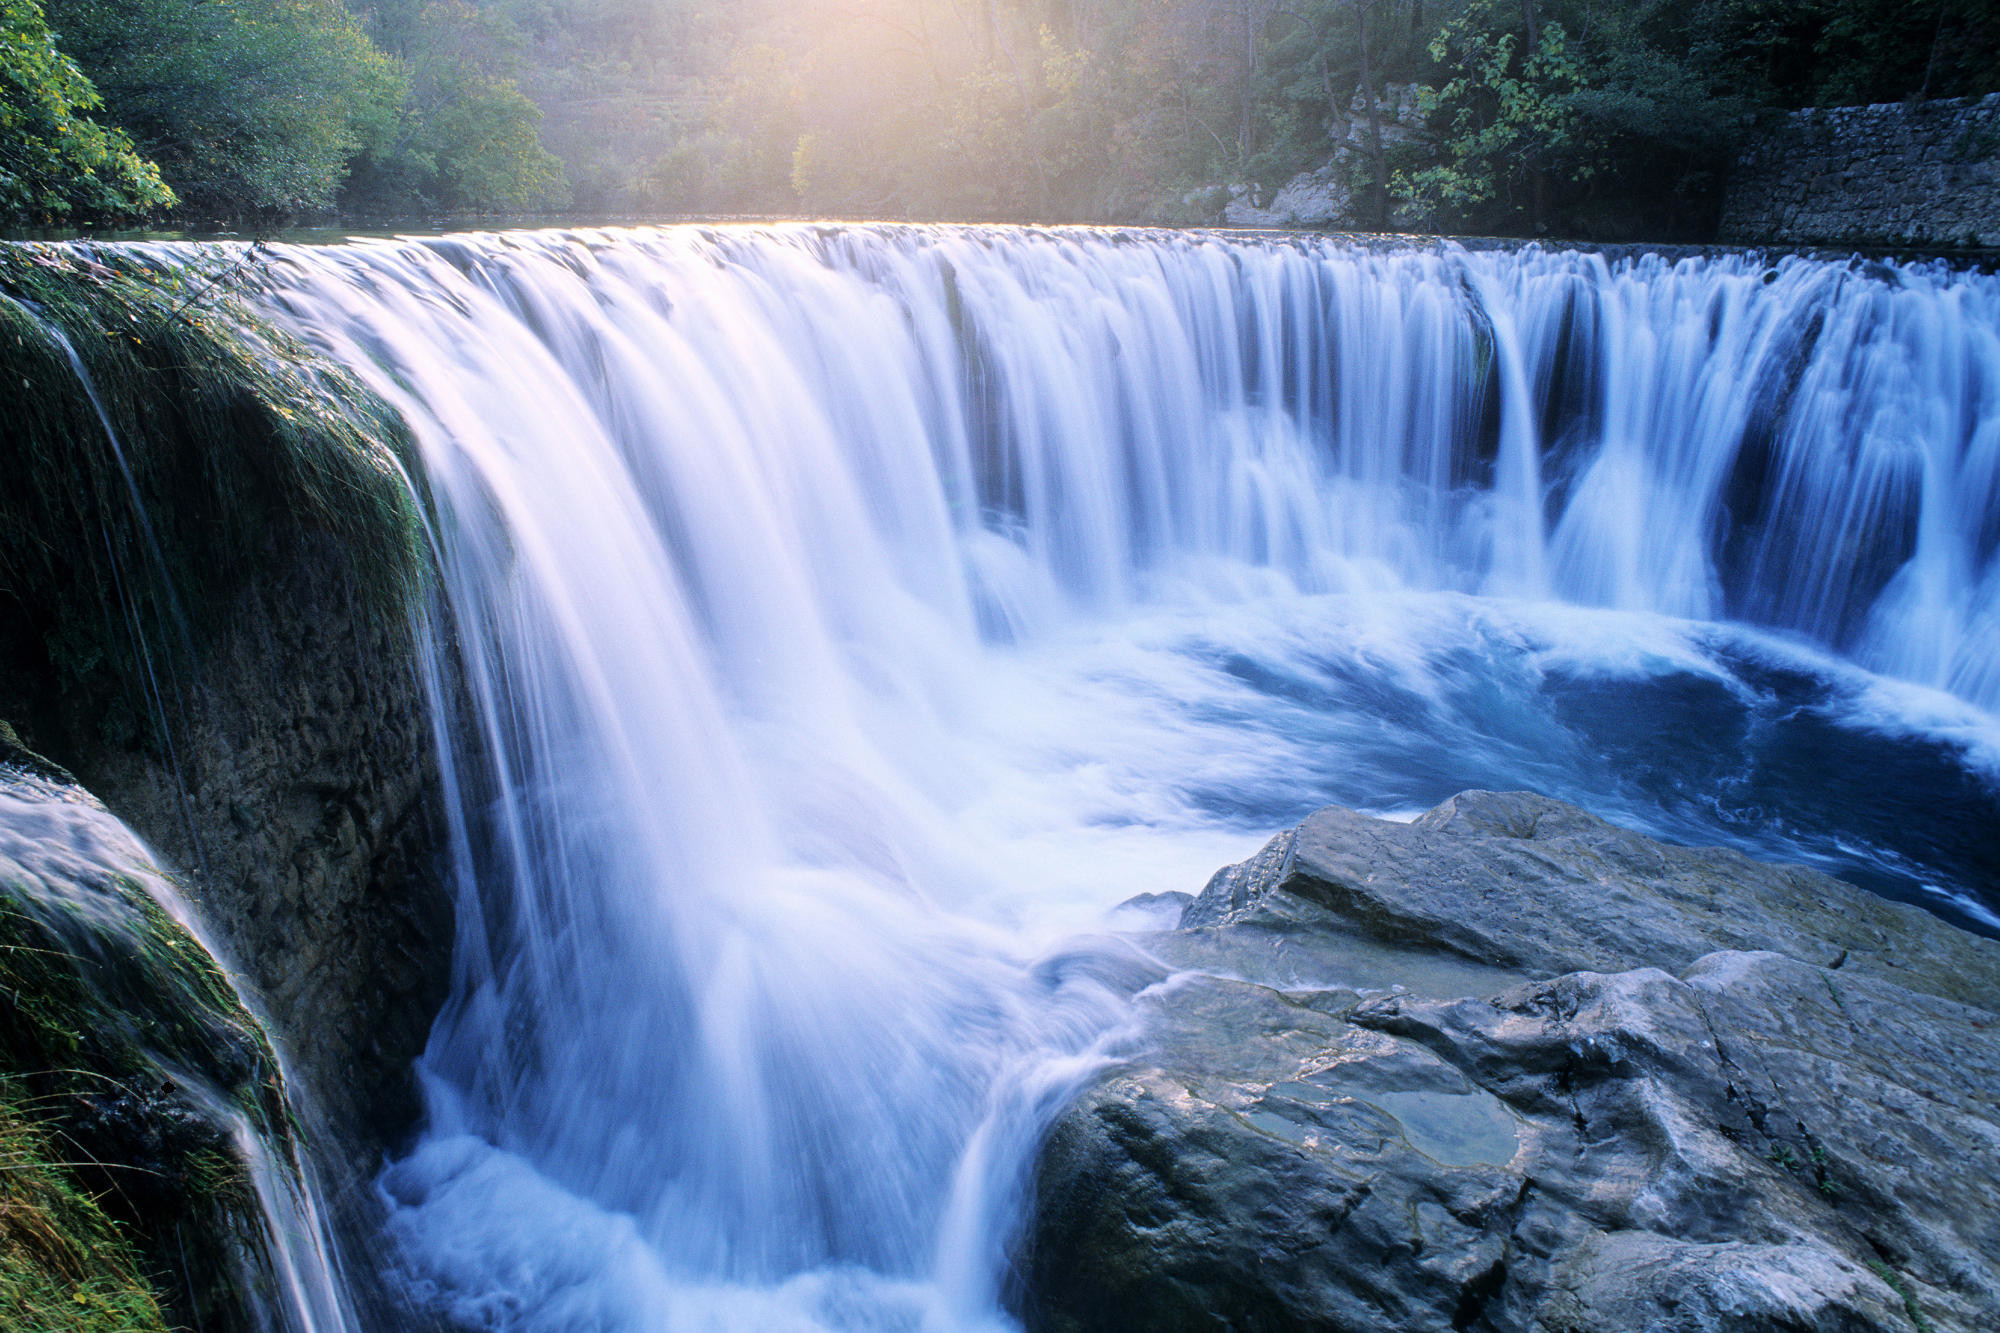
[1721,93,2000,249]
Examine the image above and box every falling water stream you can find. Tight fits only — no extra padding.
[219,225,2000,1331]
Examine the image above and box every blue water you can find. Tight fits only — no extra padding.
[227,225,2000,1331]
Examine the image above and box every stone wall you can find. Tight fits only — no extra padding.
[1720,93,2000,249]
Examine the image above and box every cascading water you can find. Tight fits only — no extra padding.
[234,225,1998,1331]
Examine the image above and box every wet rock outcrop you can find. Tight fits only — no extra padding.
[0,760,317,1332]
[0,245,456,1206]
[0,241,460,1329]
[70,537,455,1181]
[1025,791,2000,1333]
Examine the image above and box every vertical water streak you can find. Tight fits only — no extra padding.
[1459,255,1552,597]
[234,225,2000,1331]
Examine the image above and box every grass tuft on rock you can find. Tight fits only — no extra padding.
[0,848,291,1329]
[0,241,428,751]
[0,1087,171,1333]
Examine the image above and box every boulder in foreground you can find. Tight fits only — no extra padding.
[1026,791,2000,1333]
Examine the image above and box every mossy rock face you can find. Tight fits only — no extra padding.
[0,240,457,1215]
[0,241,427,754]
[0,756,306,1333]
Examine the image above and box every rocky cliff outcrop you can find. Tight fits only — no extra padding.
[1224,84,1429,230]
[70,538,456,1186]
[0,244,458,1225]
[1026,792,2000,1332]
[0,754,324,1331]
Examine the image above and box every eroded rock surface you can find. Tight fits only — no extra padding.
[1026,791,2000,1333]
[71,537,456,1180]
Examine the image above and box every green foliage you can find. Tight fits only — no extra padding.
[419,68,567,209]
[1865,1259,1936,1333]
[0,0,172,221]
[708,40,801,211]
[0,881,281,1142]
[1380,0,1756,237]
[2,0,572,219]
[0,243,427,750]
[468,0,702,213]
[612,0,1996,232]
[11,0,1993,228]
[345,0,569,214]
[43,0,408,215]
[1395,12,1589,227]
[0,1088,170,1333]
[1692,0,2000,109]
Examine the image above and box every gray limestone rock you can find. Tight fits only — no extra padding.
[1181,791,1995,1009]
[1263,164,1355,229]
[1024,791,2000,1333]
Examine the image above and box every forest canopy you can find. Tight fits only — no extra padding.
[0,0,173,217]
[1,0,1995,234]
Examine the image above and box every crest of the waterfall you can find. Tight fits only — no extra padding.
[258,228,2000,708]
[237,225,2000,1331]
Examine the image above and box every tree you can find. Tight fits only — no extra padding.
[1393,1,1587,230]
[421,70,567,209]
[707,40,801,210]
[0,0,173,219]
[344,0,569,214]
[1349,0,1390,226]
[42,0,406,216]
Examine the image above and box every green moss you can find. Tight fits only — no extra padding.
[1865,1259,1936,1333]
[0,241,428,751]
[0,882,283,1137]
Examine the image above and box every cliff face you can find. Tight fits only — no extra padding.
[1026,792,2000,1333]
[0,244,459,1270]
[71,536,456,1186]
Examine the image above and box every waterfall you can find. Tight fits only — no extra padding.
[234,226,1999,1331]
